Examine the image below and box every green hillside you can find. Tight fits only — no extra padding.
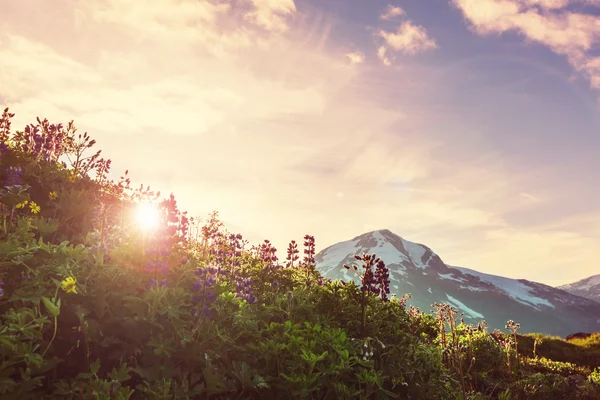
[1,107,600,399]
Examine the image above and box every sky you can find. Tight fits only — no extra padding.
[1,0,600,286]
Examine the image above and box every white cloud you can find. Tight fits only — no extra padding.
[450,0,600,88]
[377,46,392,66]
[346,51,365,64]
[378,22,437,54]
[375,7,437,66]
[380,4,406,20]
[243,0,297,32]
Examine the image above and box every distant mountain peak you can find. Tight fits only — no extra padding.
[558,274,600,303]
[315,229,600,337]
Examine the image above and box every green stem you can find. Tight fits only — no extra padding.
[42,286,60,358]
[42,316,58,358]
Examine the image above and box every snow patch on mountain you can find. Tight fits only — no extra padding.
[401,238,428,268]
[460,285,485,292]
[368,231,409,272]
[561,275,600,291]
[455,267,554,309]
[439,273,465,283]
[446,294,485,319]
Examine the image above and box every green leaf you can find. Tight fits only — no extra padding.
[339,349,349,360]
[109,363,132,383]
[90,359,101,375]
[41,296,60,318]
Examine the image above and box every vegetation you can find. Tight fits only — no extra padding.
[1,106,600,399]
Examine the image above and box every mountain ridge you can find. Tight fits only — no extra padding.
[315,229,600,337]
[558,274,600,303]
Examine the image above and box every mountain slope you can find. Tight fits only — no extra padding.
[315,229,600,337]
[558,275,600,303]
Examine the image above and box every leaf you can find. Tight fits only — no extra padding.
[90,359,101,375]
[338,349,350,361]
[109,363,132,383]
[41,296,60,318]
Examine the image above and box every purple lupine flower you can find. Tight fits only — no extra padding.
[259,240,279,272]
[302,235,316,270]
[235,276,256,304]
[209,232,228,265]
[148,278,168,289]
[374,259,391,302]
[343,253,390,301]
[192,264,221,318]
[0,108,15,143]
[227,233,245,270]
[286,240,299,268]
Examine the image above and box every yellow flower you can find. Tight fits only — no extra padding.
[15,200,28,209]
[29,201,41,214]
[68,171,77,183]
[61,277,78,294]
[49,191,58,201]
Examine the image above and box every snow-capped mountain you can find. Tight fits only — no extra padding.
[557,275,600,303]
[315,229,600,337]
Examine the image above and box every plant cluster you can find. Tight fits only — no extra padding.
[1,108,600,399]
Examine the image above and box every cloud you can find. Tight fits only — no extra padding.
[375,7,437,66]
[378,22,437,54]
[377,46,392,66]
[243,0,297,32]
[346,50,365,64]
[380,4,406,20]
[519,192,543,203]
[450,0,600,88]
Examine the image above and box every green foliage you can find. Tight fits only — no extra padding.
[2,108,600,399]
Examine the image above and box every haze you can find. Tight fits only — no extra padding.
[2,0,600,286]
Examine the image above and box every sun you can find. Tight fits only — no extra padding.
[135,203,161,231]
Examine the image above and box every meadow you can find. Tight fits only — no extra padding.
[1,106,600,399]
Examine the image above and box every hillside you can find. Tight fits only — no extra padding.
[1,108,600,399]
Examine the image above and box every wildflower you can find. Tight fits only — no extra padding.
[302,235,316,270]
[61,276,78,294]
[192,265,219,318]
[344,253,390,301]
[15,200,28,209]
[374,259,391,302]
[29,201,41,214]
[49,191,58,200]
[235,276,256,304]
[68,171,77,183]
[286,240,299,268]
[259,240,279,271]
[148,278,168,289]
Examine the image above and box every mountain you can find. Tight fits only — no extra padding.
[557,275,600,303]
[315,229,600,337]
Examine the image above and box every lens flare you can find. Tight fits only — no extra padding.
[136,203,161,231]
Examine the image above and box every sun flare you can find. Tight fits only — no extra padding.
[135,203,161,231]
